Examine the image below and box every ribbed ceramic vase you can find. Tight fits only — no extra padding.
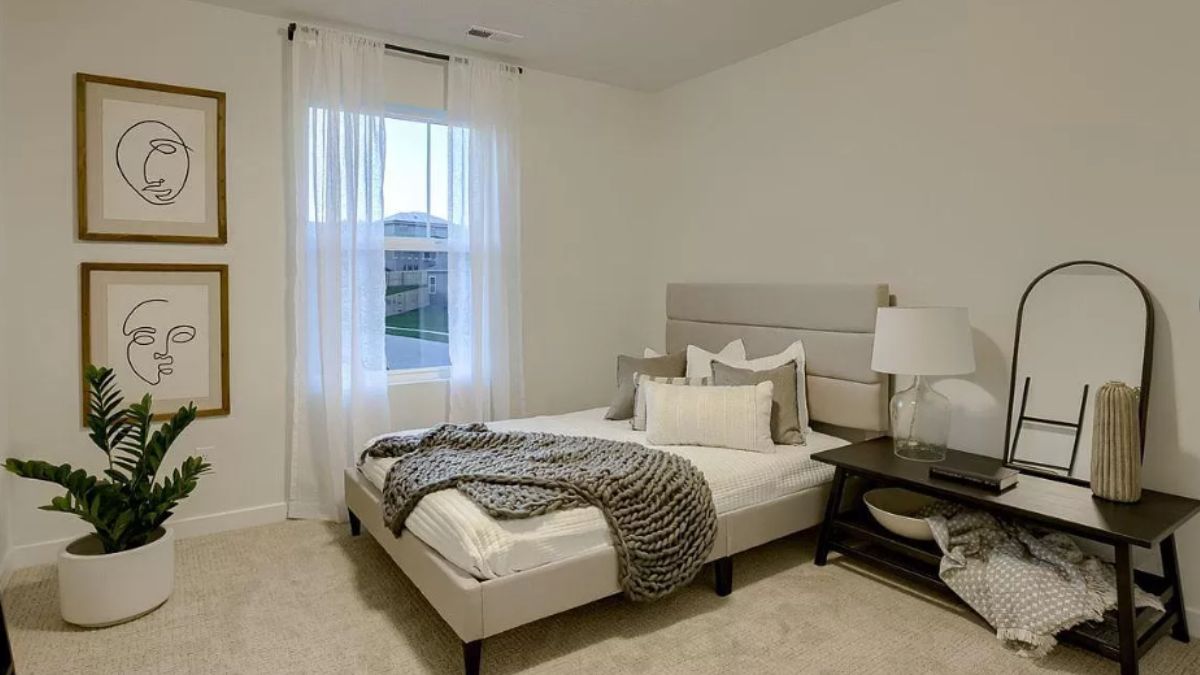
[1090,382,1142,503]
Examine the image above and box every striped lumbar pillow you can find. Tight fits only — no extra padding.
[643,380,776,453]
[632,373,710,431]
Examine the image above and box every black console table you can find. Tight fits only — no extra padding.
[812,437,1200,675]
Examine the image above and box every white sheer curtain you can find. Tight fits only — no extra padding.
[446,56,525,422]
[287,26,391,520]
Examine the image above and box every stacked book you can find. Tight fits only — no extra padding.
[929,453,1020,492]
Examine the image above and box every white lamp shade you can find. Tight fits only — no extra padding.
[871,307,976,376]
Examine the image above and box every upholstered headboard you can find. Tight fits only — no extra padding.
[665,283,891,439]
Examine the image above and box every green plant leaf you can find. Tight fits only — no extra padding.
[84,366,126,458]
[8,367,210,554]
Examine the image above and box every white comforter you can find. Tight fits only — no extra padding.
[360,408,844,579]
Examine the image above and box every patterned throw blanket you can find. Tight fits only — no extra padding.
[362,423,717,601]
[923,503,1162,657]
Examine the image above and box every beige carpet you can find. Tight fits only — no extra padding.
[3,521,1198,674]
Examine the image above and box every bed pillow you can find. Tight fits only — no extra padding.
[646,338,745,362]
[631,374,710,431]
[711,361,804,445]
[684,341,759,379]
[607,340,741,421]
[643,380,775,453]
[681,338,744,374]
[604,351,687,420]
[689,339,809,433]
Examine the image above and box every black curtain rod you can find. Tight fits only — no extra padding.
[286,23,522,73]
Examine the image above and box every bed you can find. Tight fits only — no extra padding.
[344,282,891,674]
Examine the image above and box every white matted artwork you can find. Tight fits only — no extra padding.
[101,99,208,224]
[77,74,226,243]
[82,263,229,422]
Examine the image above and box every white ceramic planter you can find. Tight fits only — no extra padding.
[58,527,175,627]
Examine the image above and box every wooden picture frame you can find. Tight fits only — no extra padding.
[76,73,227,244]
[81,263,230,423]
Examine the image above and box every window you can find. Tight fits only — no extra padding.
[385,108,451,374]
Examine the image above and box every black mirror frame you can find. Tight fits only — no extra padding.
[1002,260,1155,486]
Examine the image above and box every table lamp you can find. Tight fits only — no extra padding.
[871,307,976,461]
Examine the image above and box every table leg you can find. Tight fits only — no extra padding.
[814,467,847,567]
[1160,534,1191,642]
[1115,543,1139,675]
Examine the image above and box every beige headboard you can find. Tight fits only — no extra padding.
[665,283,891,440]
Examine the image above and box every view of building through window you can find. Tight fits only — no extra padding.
[384,114,451,372]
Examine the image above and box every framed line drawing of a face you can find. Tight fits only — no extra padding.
[77,74,226,244]
[82,263,229,422]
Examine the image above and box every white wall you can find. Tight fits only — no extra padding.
[519,69,658,416]
[0,0,11,579]
[0,0,656,565]
[651,0,1200,621]
[1,0,291,564]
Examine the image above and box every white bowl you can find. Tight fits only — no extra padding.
[863,488,938,541]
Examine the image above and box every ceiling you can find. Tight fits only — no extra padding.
[198,0,900,91]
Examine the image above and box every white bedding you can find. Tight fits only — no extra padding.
[359,407,845,579]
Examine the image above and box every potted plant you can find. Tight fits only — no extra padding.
[4,366,212,627]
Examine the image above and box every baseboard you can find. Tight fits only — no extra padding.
[4,502,287,572]
[1189,607,1200,639]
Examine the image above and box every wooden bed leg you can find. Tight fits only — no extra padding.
[463,639,482,675]
[348,509,361,537]
[714,556,733,597]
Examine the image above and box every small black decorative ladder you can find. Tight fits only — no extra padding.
[1007,376,1090,475]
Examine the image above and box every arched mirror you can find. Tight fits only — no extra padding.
[1003,261,1154,485]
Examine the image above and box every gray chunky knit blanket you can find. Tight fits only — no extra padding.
[362,423,717,601]
[923,502,1162,657]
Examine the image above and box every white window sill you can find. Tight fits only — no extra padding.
[388,367,450,386]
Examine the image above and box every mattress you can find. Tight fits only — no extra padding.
[359,407,845,579]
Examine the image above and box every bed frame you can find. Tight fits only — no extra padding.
[344,282,891,674]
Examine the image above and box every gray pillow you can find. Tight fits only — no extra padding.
[711,360,805,445]
[605,351,687,420]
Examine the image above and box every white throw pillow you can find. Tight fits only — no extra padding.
[681,340,747,377]
[643,380,775,453]
[645,339,744,361]
[631,373,710,431]
[688,340,809,434]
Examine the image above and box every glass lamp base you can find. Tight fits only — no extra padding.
[893,438,947,462]
[890,375,950,463]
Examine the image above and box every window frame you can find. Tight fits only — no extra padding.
[384,104,451,379]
